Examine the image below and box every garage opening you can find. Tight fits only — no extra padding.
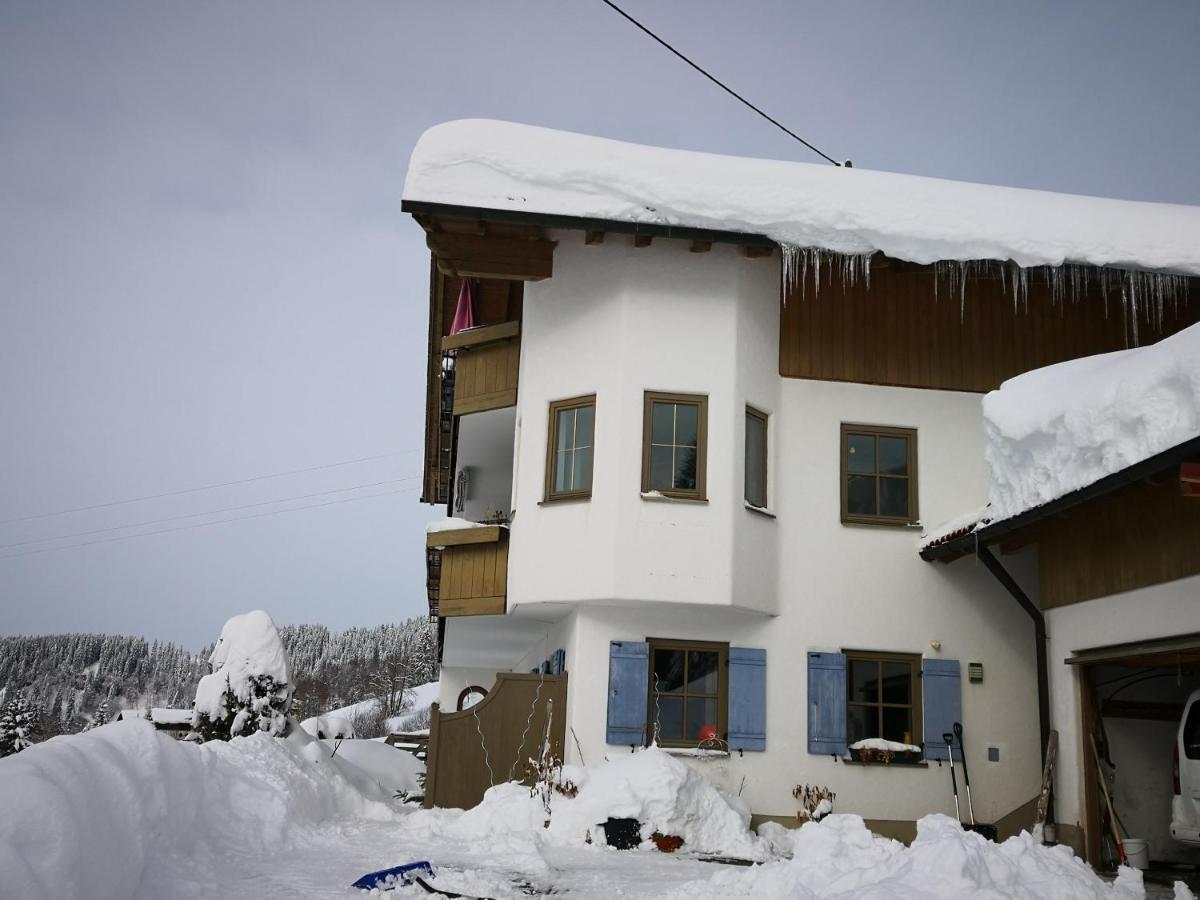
[1070,634,1200,878]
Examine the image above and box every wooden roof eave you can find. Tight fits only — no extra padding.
[920,433,1200,564]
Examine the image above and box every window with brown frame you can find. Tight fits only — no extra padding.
[647,638,728,746]
[745,406,768,508]
[845,650,922,749]
[642,392,708,500]
[545,395,595,501]
[840,424,918,525]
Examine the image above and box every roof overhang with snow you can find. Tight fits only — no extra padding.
[404,119,1200,277]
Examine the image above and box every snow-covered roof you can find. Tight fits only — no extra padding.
[404,119,1200,277]
[984,321,1200,522]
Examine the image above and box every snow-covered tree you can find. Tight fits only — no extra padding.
[0,695,41,757]
[191,611,294,741]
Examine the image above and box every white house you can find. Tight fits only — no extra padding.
[403,119,1200,849]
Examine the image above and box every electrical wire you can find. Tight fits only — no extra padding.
[0,486,416,561]
[0,448,419,526]
[597,0,843,166]
[0,474,422,551]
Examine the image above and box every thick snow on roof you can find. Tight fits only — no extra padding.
[404,119,1200,276]
[984,321,1200,521]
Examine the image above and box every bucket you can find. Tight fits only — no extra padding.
[1123,838,1149,870]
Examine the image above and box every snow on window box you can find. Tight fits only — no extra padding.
[848,738,924,765]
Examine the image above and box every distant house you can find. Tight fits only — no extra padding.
[402,119,1200,856]
[116,708,193,740]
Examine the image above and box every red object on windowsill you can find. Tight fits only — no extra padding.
[697,724,718,742]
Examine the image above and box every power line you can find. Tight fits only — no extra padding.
[0,486,417,561]
[0,474,422,552]
[0,448,420,526]
[597,0,843,166]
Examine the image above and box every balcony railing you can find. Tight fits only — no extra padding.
[441,321,521,416]
[425,525,509,618]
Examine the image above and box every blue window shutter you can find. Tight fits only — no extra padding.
[807,652,847,755]
[607,641,649,745]
[923,658,962,760]
[728,647,767,751]
[551,648,566,675]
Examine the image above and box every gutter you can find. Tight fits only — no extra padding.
[401,200,777,249]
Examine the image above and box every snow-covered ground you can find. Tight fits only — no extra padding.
[2,720,1193,899]
[324,679,439,734]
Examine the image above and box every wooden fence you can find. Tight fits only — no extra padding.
[424,672,567,811]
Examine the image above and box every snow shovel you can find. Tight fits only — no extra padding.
[954,722,998,841]
[943,731,962,821]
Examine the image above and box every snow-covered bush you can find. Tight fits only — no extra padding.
[192,611,293,741]
[0,695,41,757]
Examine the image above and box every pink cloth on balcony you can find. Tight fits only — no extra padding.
[449,279,478,336]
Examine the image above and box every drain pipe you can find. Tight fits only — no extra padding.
[976,545,1051,767]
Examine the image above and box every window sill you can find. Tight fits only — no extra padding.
[660,746,730,760]
[841,518,923,529]
[840,757,929,768]
[537,495,592,506]
[744,503,776,519]
[640,491,708,504]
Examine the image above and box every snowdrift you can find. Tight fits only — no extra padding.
[669,814,1174,900]
[984,321,1200,521]
[0,720,405,899]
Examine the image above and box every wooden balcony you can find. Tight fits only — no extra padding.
[442,321,521,415]
[425,525,509,617]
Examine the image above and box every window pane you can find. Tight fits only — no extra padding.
[879,477,909,519]
[572,447,592,491]
[651,402,674,444]
[686,651,718,694]
[847,434,875,473]
[881,661,911,704]
[652,649,686,693]
[556,408,575,452]
[656,696,684,741]
[649,445,673,490]
[554,450,571,492]
[849,659,879,704]
[745,413,766,507]
[675,404,699,447]
[879,436,908,475]
[575,405,594,449]
[848,705,876,743]
[674,446,698,490]
[686,698,718,741]
[882,706,913,744]
[847,475,876,515]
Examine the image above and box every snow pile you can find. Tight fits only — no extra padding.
[667,813,1177,899]
[300,714,355,739]
[321,739,423,795]
[984,322,1200,521]
[849,738,922,754]
[405,119,1200,277]
[403,744,763,859]
[0,720,405,899]
[425,516,490,534]
[193,610,292,737]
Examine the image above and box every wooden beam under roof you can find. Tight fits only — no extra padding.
[690,240,712,253]
[633,234,652,248]
[741,245,773,259]
[585,230,605,245]
[427,231,554,282]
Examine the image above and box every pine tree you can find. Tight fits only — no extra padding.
[0,695,41,757]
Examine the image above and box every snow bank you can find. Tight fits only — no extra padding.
[0,720,404,899]
[325,739,423,795]
[405,119,1200,277]
[666,813,1178,899]
[193,610,292,735]
[849,738,922,754]
[402,745,763,859]
[300,714,355,739]
[425,517,489,534]
[984,322,1200,521]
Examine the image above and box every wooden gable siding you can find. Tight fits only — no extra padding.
[421,264,523,504]
[780,262,1200,392]
[1036,473,1200,610]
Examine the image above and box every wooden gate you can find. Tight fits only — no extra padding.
[424,672,567,810]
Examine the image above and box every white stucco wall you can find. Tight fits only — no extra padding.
[443,235,1044,824]
[453,406,515,523]
[1046,574,1200,846]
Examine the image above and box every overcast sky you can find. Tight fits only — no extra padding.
[2,1,1197,648]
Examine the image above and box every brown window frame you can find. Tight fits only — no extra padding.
[544,394,596,502]
[745,405,769,508]
[641,391,708,501]
[645,637,728,748]
[844,649,923,750]
[840,423,918,526]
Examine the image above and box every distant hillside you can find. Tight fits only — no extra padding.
[0,617,437,734]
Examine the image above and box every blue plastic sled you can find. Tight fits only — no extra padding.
[351,860,435,891]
